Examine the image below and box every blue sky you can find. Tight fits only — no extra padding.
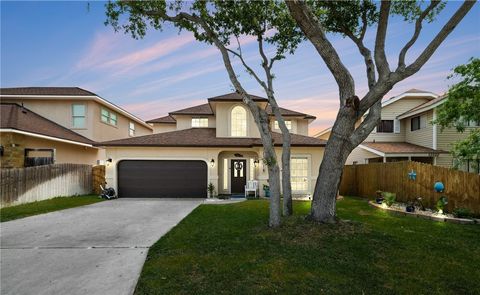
[1,1,479,134]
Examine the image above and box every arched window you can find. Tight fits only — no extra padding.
[231,106,247,136]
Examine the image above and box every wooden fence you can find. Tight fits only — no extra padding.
[339,161,480,214]
[0,163,93,208]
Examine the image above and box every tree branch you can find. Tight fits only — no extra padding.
[395,0,476,80]
[350,100,381,146]
[397,1,441,71]
[374,0,391,80]
[286,0,355,104]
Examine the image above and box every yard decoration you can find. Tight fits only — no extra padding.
[263,185,270,198]
[406,201,415,213]
[434,182,445,193]
[408,170,417,180]
[375,190,384,204]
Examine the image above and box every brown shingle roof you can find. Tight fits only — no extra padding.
[362,142,445,154]
[1,103,94,145]
[207,92,268,102]
[397,95,446,118]
[97,128,326,147]
[265,106,316,119]
[169,103,213,115]
[146,115,177,124]
[0,87,97,96]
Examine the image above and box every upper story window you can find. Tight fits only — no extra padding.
[72,104,86,128]
[274,120,292,130]
[101,108,117,126]
[411,115,426,131]
[129,122,135,136]
[192,117,208,128]
[231,106,247,136]
[377,120,394,133]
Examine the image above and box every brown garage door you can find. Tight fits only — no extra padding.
[117,160,207,198]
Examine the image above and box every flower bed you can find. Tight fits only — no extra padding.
[369,201,479,225]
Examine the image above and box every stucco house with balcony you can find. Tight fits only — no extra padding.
[99,93,326,198]
[0,87,153,167]
[315,89,479,173]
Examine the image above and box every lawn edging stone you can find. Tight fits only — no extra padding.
[368,201,477,225]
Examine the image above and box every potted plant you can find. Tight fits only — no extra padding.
[436,196,448,214]
[415,196,426,211]
[263,184,270,198]
[207,183,215,198]
[375,190,384,204]
[406,200,415,213]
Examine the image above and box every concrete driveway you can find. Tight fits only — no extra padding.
[0,198,203,295]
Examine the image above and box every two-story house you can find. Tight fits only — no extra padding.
[0,87,153,167]
[315,89,479,173]
[99,93,326,198]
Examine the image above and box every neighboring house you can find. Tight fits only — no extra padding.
[0,103,98,167]
[0,87,153,143]
[315,89,479,173]
[99,93,326,198]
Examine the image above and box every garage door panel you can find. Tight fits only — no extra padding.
[118,160,207,198]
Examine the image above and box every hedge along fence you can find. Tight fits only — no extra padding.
[339,161,480,214]
[0,163,93,208]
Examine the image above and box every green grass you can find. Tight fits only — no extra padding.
[136,197,480,295]
[0,195,103,222]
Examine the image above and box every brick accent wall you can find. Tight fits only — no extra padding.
[0,133,25,168]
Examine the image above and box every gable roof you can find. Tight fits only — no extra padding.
[146,115,176,124]
[207,92,268,102]
[0,103,95,146]
[397,95,447,120]
[381,89,438,108]
[169,103,214,115]
[313,127,332,138]
[97,128,327,147]
[0,87,152,130]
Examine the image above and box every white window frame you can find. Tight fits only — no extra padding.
[274,120,292,130]
[230,106,247,137]
[192,117,209,128]
[72,104,86,128]
[101,108,117,126]
[129,122,135,136]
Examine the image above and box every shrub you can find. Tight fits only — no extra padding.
[207,183,215,198]
[382,192,396,207]
[436,196,448,213]
[453,207,473,219]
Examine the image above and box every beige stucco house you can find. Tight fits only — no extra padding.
[99,93,326,198]
[0,87,153,167]
[315,89,479,173]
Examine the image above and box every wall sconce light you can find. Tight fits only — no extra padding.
[254,159,259,168]
[106,158,112,166]
[210,159,215,167]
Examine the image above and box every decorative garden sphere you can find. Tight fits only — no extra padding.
[434,182,444,193]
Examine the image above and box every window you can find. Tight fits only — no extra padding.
[291,157,308,191]
[192,117,208,128]
[24,148,55,167]
[72,104,85,128]
[467,120,480,127]
[101,108,117,126]
[129,122,135,136]
[274,120,292,130]
[249,158,255,180]
[223,159,228,190]
[231,106,247,136]
[377,120,394,133]
[411,116,421,131]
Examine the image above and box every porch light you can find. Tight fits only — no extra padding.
[254,159,259,168]
[210,159,215,167]
[106,158,112,167]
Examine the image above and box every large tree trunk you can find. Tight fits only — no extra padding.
[264,148,282,227]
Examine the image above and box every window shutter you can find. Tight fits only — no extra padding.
[394,119,400,133]
[420,115,427,128]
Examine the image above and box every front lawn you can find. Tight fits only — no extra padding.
[0,195,103,222]
[136,197,480,295]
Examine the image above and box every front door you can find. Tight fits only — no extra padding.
[230,159,246,194]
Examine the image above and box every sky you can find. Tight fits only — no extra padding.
[1,1,479,135]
